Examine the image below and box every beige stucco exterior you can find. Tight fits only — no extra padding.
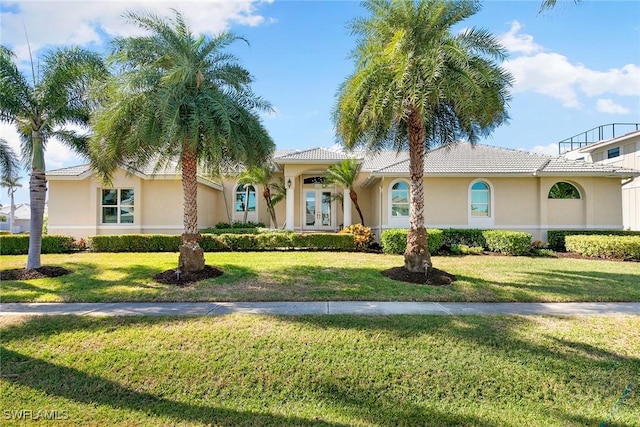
[563,131,640,230]
[47,143,636,242]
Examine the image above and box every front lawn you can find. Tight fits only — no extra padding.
[1,252,638,303]
[1,314,638,426]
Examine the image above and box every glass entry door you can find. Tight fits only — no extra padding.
[304,190,334,230]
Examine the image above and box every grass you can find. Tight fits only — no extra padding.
[1,314,638,426]
[1,252,639,303]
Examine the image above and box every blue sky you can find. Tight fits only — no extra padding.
[1,0,639,205]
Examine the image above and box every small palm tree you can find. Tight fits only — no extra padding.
[90,10,274,272]
[0,46,107,268]
[0,138,20,181]
[238,165,279,228]
[324,158,365,225]
[1,174,22,234]
[335,0,512,272]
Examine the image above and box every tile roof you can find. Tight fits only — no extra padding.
[46,164,91,176]
[371,143,640,177]
[274,147,358,162]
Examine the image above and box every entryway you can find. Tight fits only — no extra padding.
[304,189,335,230]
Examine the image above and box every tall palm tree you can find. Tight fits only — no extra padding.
[324,158,365,225]
[0,46,107,269]
[0,138,20,181]
[238,165,279,228]
[90,10,274,272]
[540,0,581,12]
[1,174,22,234]
[335,0,512,272]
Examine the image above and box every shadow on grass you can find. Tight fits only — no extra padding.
[0,261,259,303]
[1,347,348,426]
[2,316,499,427]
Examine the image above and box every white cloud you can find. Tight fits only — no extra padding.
[500,22,640,110]
[1,0,274,62]
[527,143,560,157]
[596,99,630,115]
[499,21,542,55]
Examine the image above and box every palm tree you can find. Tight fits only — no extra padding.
[0,46,107,269]
[335,0,512,273]
[238,165,279,228]
[0,138,20,181]
[90,10,274,272]
[540,0,581,12]
[324,158,365,225]
[1,175,22,234]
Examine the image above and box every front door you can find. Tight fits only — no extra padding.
[304,190,334,230]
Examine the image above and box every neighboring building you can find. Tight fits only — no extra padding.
[47,143,640,242]
[0,203,31,233]
[562,125,640,230]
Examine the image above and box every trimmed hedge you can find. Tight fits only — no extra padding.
[0,235,77,255]
[565,235,640,260]
[442,228,486,249]
[87,232,354,252]
[88,235,181,252]
[380,229,444,255]
[483,230,532,256]
[201,228,260,235]
[548,229,640,251]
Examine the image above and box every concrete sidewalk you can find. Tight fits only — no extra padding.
[2,301,640,316]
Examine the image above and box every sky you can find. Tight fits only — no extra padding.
[1,0,639,205]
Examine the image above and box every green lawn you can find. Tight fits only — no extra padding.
[1,252,639,303]
[1,314,638,426]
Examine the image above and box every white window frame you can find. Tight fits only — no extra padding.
[468,179,494,227]
[233,183,258,223]
[101,188,135,225]
[388,179,410,227]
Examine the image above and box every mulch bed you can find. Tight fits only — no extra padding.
[153,265,224,286]
[0,266,72,281]
[381,266,457,286]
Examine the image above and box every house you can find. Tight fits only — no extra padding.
[0,203,31,234]
[561,125,640,230]
[47,143,640,242]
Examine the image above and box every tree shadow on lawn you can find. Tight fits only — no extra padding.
[2,316,499,427]
[452,267,640,302]
[286,315,639,425]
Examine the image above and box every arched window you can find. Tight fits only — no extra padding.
[235,184,256,212]
[548,182,581,199]
[391,181,410,217]
[470,181,490,217]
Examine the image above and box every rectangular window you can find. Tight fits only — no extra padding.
[607,147,620,159]
[101,189,134,224]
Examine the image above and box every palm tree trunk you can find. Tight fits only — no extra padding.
[243,186,249,224]
[349,190,365,226]
[27,130,46,270]
[178,148,205,272]
[264,188,277,228]
[404,109,431,273]
[27,170,46,269]
[9,189,15,234]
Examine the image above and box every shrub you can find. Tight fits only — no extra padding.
[88,235,181,252]
[565,235,640,260]
[442,228,486,249]
[0,235,77,255]
[380,229,444,255]
[339,224,373,251]
[255,232,295,250]
[547,229,640,251]
[201,228,260,235]
[482,230,532,256]
[291,233,355,251]
[217,234,259,251]
[450,244,484,255]
[199,235,229,251]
